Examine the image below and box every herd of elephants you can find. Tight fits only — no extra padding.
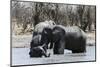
[29,20,87,57]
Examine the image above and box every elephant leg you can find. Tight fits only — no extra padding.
[58,39,65,54]
[53,42,59,54]
[72,50,85,53]
[53,39,65,54]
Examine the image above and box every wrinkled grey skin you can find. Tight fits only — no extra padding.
[52,25,86,54]
[29,20,55,58]
[41,27,53,49]
[29,45,50,57]
[29,34,50,57]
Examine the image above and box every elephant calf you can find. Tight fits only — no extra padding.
[29,34,50,57]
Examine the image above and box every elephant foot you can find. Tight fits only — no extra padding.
[72,50,85,53]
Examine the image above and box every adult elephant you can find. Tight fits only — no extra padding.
[52,25,86,54]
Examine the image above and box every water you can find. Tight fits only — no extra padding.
[12,46,95,66]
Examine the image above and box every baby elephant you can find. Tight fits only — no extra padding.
[29,34,50,57]
[29,45,50,57]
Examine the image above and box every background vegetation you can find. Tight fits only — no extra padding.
[11,1,96,35]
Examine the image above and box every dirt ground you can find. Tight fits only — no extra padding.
[11,31,96,48]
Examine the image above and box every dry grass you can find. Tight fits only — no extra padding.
[86,31,96,46]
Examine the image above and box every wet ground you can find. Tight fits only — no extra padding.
[12,46,95,66]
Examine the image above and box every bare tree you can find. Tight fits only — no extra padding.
[11,1,96,35]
